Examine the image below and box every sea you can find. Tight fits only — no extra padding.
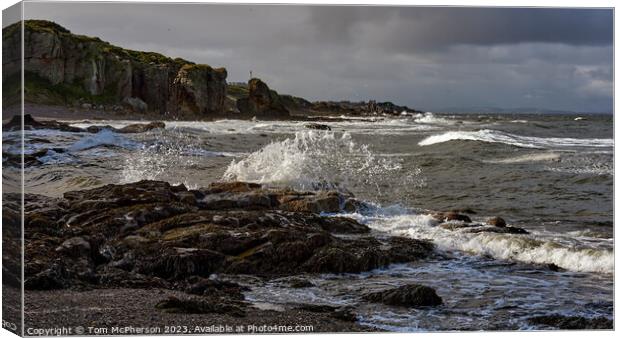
[3,111,614,331]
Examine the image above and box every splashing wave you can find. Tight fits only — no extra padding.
[223,130,423,193]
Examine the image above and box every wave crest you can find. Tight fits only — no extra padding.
[348,211,613,273]
[418,129,612,149]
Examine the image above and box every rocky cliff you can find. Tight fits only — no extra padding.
[2,20,227,116]
[236,78,289,117]
[3,20,420,119]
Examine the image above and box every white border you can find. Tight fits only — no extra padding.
[0,1,616,338]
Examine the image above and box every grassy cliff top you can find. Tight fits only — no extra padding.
[3,19,198,67]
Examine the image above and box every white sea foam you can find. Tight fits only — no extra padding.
[418,129,613,149]
[68,118,439,136]
[344,209,613,274]
[222,130,422,193]
[485,152,561,164]
[413,112,457,125]
[546,163,614,176]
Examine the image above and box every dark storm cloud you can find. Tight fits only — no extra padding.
[307,7,613,50]
[19,2,613,112]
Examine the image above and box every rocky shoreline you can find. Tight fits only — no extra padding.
[5,180,440,332]
[4,177,610,331]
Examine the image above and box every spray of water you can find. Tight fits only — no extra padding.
[222,130,423,195]
[120,129,210,188]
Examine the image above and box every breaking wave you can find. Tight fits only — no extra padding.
[413,112,458,125]
[419,129,612,149]
[222,130,422,193]
[347,210,613,274]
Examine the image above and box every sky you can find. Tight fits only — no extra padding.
[15,2,615,112]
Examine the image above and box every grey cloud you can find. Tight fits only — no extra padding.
[307,7,612,51]
[19,2,613,112]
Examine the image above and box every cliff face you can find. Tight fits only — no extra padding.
[2,20,227,115]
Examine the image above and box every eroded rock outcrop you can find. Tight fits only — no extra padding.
[236,78,289,117]
[170,64,228,115]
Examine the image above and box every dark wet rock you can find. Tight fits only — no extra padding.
[432,211,472,223]
[118,121,166,133]
[85,125,113,133]
[332,307,358,322]
[86,121,166,134]
[317,216,370,234]
[305,123,331,131]
[184,277,248,300]
[203,181,262,194]
[24,263,69,290]
[4,114,164,135]
[299,236,433,274]
[21,180,434,292]
[342,198,368,213]
[438,222,483,231]
[363,284,442,307]
[528,315,612,329]
[141,247,226,280]
[3,114,84,132]
[4,148,71,168]
[55,236,91,257]
[487,216,506,227]
[279,191,342,213]
[3,151,43,167]
[288,278,315,288]
[295,304,357,322]
[467,226,528,234]
[155,296,246,317]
